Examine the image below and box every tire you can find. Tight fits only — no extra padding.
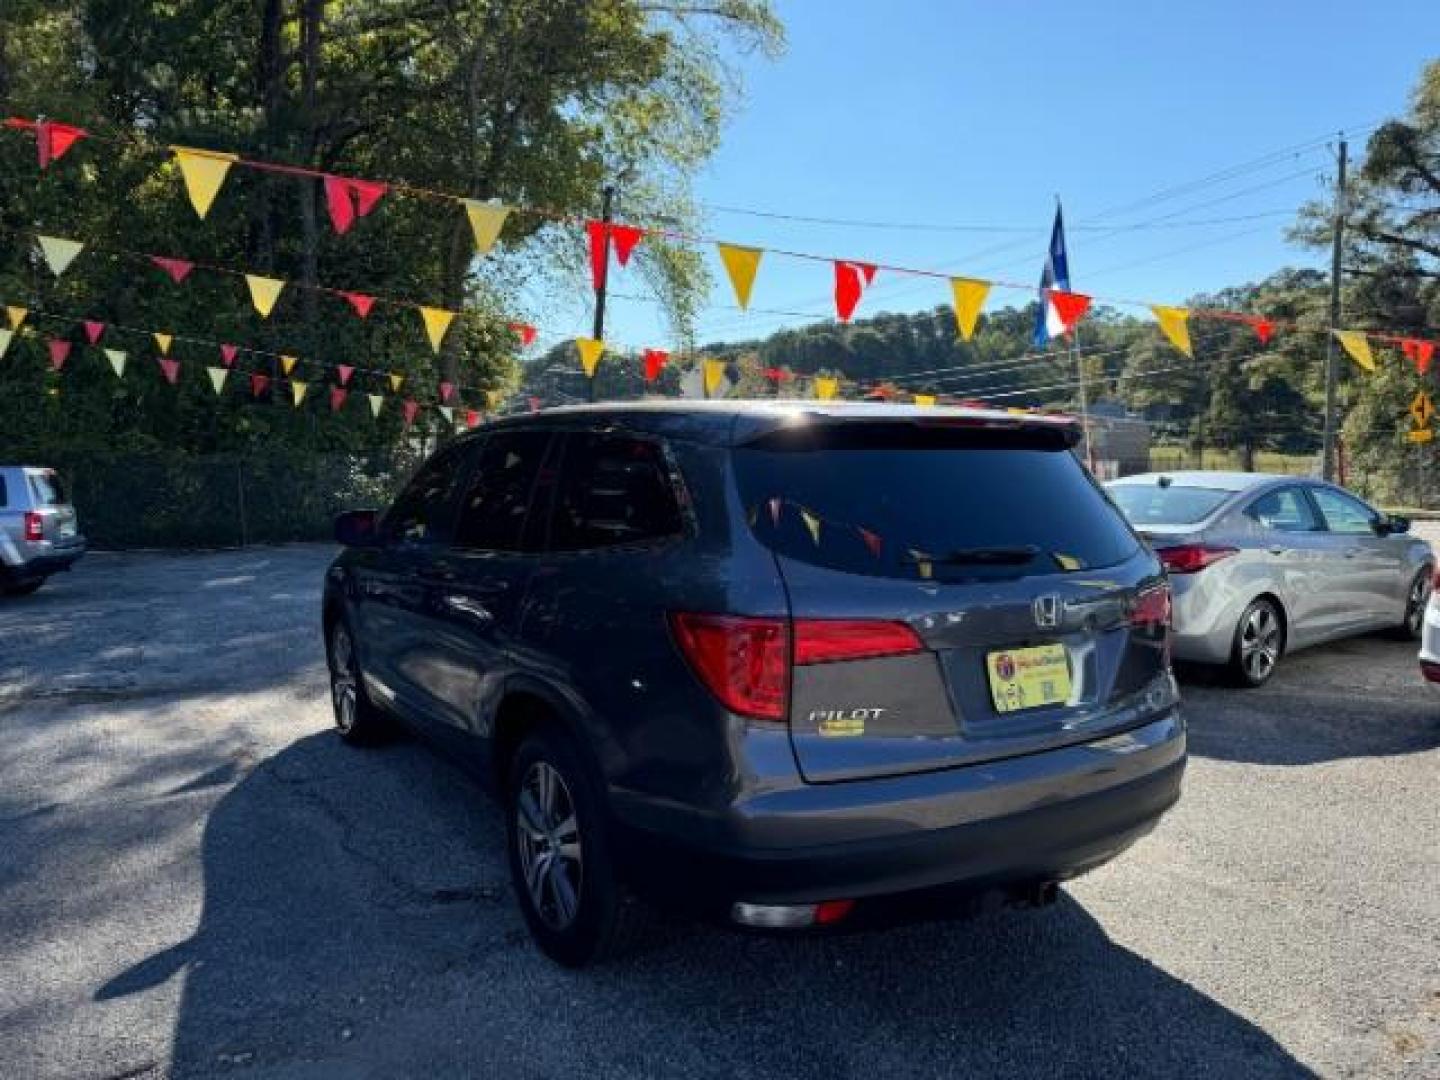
[1228,597,1284,688]
[1,578,44,597]
[1391,567,1432,642]
[326,617,390,744]
[505,726,650,967]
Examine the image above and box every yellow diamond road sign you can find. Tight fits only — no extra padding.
[1409,391,1435,427]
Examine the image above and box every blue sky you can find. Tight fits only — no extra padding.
[562,1,1435,353]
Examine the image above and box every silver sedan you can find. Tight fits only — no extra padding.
[1106,472,1433,686]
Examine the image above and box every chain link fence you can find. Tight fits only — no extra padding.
[45,449,426,549]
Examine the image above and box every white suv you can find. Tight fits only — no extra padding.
[0,466,85,596]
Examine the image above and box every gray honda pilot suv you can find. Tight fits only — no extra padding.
[322,402,1184,966]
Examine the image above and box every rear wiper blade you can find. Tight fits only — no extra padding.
[906,545,1041,566]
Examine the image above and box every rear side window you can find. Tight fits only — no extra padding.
[1247,487,1320,533]
[453,430,553,552]
[1108,483,1231,525]
[1310,486,1377,535]
[549,433,683,552]
[734,423,1139,580]
[382,444,467,544]
[29,471,65,506]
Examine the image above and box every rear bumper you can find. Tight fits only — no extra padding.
[614,709,1185,907]
[0,543,85,581]
[1168,574,1243,665]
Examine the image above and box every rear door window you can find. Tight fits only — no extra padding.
[1246,487,1320,532]
[548,433,684,552]
[1108,483,1231,525]
[734,422,1139,580]
[453,430,553,553]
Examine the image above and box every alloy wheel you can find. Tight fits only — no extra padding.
[1406,573,1431,637]
[1239,603,1281,683]
[330,625,358,734]
[515,761,584,931]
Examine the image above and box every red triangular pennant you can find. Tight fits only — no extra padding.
[643,348,669,383]
[158,358,180,385]
[527,396,540,413]
[329,387,348,412]
[611,224,644,267]
[508,321,538,347]
[1251,317,1275,345]
[340,291,375,319]
[151,256,195,284]
[585,221,609,290]
[323,175,388,235]
[36,120,85,168]
[858,527,883,559]
[466,409,480,428]
[402,399,420,426]
[48,340,71,370]
[439,380,455,403]
[1403,338,1435,375]
[220,344,238,367]
[834,261,877,323]
[1049,290,1092,335]
[336,364,355,387]
[250,373,270,397]
[83,321,105,345]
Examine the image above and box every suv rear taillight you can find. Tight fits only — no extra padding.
[669,614,926,721]
[23,511,43,542]
[1129,584,1172,629]
[669,614,789,721]
[1157,543,1237,574]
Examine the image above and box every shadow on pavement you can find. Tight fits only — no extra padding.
[1179,637,1440,767]
[98,731,1314,1078]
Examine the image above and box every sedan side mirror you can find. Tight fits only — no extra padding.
[334,509,382,548]
[1375,515,1410,536]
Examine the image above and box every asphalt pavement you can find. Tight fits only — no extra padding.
[1,546,1437,1079]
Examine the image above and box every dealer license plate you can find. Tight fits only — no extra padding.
[985,644,1071,714]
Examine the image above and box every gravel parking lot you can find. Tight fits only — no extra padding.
[1,546,1437,1079]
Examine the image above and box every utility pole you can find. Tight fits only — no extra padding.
[1322,136,1348,481]
[589,183,615,404]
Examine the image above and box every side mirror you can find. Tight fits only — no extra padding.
[334,509,381,548]
[1378,515,1410,536]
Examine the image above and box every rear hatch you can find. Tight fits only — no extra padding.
[27,470,80,545]
[734,417,1171,783]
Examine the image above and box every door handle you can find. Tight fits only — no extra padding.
[1343,548,1361,559]
[1267,546,1289,556]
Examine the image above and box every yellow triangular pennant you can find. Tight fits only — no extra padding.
[207,366,227,395]
[717,243,763,309]
[290,380,309,407]
[38,236,84,277]
[703,357,727,396]
[389,372,404,393]
[461,199,511,255]
[814,376,839,400]
[245,274,286,319]
[799,507,822,546]
[0,328,12,359]
[281,355,298,376]
[154,332,173,355]
[172,146,239,220]
[368,393,384,418]
[485,389,502,409]
[6,306,27,330]
[1334,329,1376,372]
[575,337,604,376]
[1151,305,1193,358]
[419,307,456,353]
[104,348,126,377]
[949,277,990,340]
[914,394,936,407]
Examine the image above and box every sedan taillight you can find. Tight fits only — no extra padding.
[23,511,43,542]
[1157,543,1237,574]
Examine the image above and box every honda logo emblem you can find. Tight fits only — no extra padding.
[1032,594,1061,629]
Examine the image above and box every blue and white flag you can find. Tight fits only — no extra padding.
[1033,204,1072,347]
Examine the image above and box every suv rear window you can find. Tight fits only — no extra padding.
[734,423,1139,580]
[29,471,65,506]
[1108,483,1230,525]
